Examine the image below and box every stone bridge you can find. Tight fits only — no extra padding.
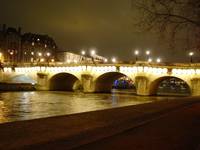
[1,63,200,96]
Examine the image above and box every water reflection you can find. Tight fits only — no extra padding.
[0,91,179,124]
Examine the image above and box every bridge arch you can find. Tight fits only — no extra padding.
[149,76,191,96]
[95,72,134,92]
[49,73,81,91]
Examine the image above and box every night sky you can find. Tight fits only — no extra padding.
[0,0,192,62]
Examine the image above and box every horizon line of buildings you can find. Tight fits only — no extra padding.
[0,24,106,65]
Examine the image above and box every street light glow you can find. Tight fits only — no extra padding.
[81,50,86,55]
[146,50,150,55]
[90,49,96,56]
[134,50,139,55]
[111,57,116,63]
[189,52,194,56]
[104,58,108,63]
[38,52,42,57]
[10,51,14,55]
[40,58,44,62]
[148,58,152,62]
[156,58,161,63]
[46,52,51,57]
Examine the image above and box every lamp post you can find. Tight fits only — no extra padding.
[9,51,14,66]
[46,52,51,66]
[38,52,42,65]
[104,58,108,63]
[146,50,150,61]
[148,58,152,63]
[156,58,161,63]
[90,49,96,64]
[111,57,117,63]
[134,50,139,62]
[81,50,86,55]
[189,52,194,63]
[81,50,86,64]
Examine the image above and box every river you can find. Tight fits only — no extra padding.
[0,91,181,124]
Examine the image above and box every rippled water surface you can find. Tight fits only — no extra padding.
[0,91,179,123]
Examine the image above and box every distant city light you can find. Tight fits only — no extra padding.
[31,52,34,55]
[40,58,44,62]
[111,57,117,63]
[46,52,51,57]
[146,50,150,55]
[51,59,55,62]
[148,58,152,62]
[81,50,86,55]
[189,52,194,63]
[32,42,35,46]
[10,51,14,55]
[38,52,42,57]
[156,58,161,63]
[90,49,96,56]
[189,52,194,56]
[134,50,139,55]
[67,60,71,63]
[104,58,108,63]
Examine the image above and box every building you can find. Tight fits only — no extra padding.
[21,33,57,63]
[0,24,57,64]
[0,24,21,63]
[57,51,107,64]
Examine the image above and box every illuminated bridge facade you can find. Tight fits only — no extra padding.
[1,63,200,96]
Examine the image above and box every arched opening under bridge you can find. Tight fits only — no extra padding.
[95,72,135,93]
[49,73,81,91]
[150,76,191,96]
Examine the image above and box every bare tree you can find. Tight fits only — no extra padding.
[131,0,200,51]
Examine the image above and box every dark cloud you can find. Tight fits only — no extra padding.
[0,0,190,62]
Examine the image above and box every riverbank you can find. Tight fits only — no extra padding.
[0,97,200,150]
[0,82,36,91]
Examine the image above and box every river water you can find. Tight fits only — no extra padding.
[0,91,180,124]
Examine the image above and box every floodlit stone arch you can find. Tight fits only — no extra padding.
[94,72,134,92]
[49,72,81,91]
[149,76,191,95]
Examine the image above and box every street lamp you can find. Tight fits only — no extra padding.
[134,50,139,62]
[46,52,51,57]
[189,52,194,63]
[81,50,86,55]
[40,58,45,62]
[46,52,51,66]
[111,57,117,63]
[51,59,55,62]
[146,50,150,55]
[148,58,152,63]
[146,50,150,60]
[38,52,42,57]
[156,58,161,63]
[104,58,108,63]
[90,49,96,56]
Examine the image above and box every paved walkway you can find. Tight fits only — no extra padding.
[75,99,200,150]
[0,97,200,150]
